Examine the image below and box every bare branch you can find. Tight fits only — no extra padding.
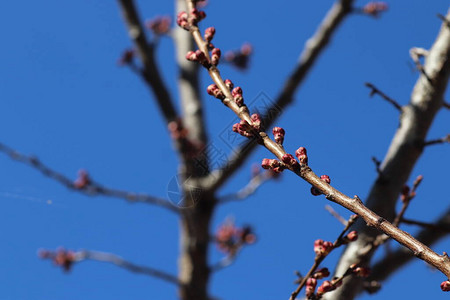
[289,215,358,300]
[117,0,178,123]
[205,0,356,192]
[410,47,431,81]
[182,3,450,295]
[368,208,450,285]
[218,170,277,204]
[365,82,402,111]
[40,248,180,285]
[325,205,348,226]
[79,250,180,284]
[330,11,450,298]
[424,134,450,146]
[401,218,450,233]
[0,143,178,213]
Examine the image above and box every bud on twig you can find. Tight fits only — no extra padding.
[204,27,216,42]
[311,175,331,196]
[295,147,308,166]
[441,280,450,292]
[313,267,330,279]
[189,8,206,25]
[176,11,189,30]
[261,158,285,173]
[211,48,221,66]
[224,79,234,90]
[232,87,244,107]
[207,84,225,100]
[314,239,333,256]
[272,127,285,145]
[305,277,317,298]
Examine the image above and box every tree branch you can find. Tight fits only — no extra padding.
[182,2,450,291]
[365,82,402,111]
[205,0,355,192]
[423,133,450,146]
[78,250,180,285]
[0,143,178,213]
[367,208,450,286]
[328,9,450,299]
[117,0,178,123]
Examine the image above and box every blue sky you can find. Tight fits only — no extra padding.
[0,1,448,299]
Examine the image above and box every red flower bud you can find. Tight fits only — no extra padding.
[224,79,234,90]
[345,231,358,242]
[204,27,216,42]
[207,84,225,100]
[272,127,285,144]
[317,280,336,296]
[176,11,189,30]
[211,48,221,66]
[314,239,333,256]
[251,113,261,131]
[441,280,450,292]
[313,267,330,279]
[295,147,308,166]
[305,277,317,298]
[282,154,299,168]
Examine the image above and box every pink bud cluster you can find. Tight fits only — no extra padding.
[74,169,91,189]
[225,43,253,70]
[441,280,450,292]
[118,49,135,66]
[176,9,206,30]
[295,147,308,166]
[313,267,331,279]
[343,230,358,243]
[211,48,221,66]
[311,175,331,196]
[232,114,261,138]
[215,221,256,254]
[38,248,76,272]
[349,263,371,278]
[316,279,341,297]
[224,79,234,90]
[314,239,334,256]
[272,127,285,144]
[362,2,388,17]
[305,277,317,298]
[282,154,299,169]
[186,50,209,67]
[261,158,285,173]
[145,16,171,35]
[231,86,244,107]
[207,84,225,100]
[233,120,255,138]
[204,27,215,42]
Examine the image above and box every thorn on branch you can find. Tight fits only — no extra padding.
[365,82,402,111]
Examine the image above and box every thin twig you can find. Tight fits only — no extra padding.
[365,82,402,111]
[205,0,356,192]
[0,143,178,213]
[325,205,348,226]
[368,208,450,286]
[410,47,431,82]
[423,134,450,146]
[401,218,450,232]
[78,250,181,285]
[289,215,358,300]
[185,1,450,283]
[371,156,382,175]
[117,0,178,123]
[219,171,275,203]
